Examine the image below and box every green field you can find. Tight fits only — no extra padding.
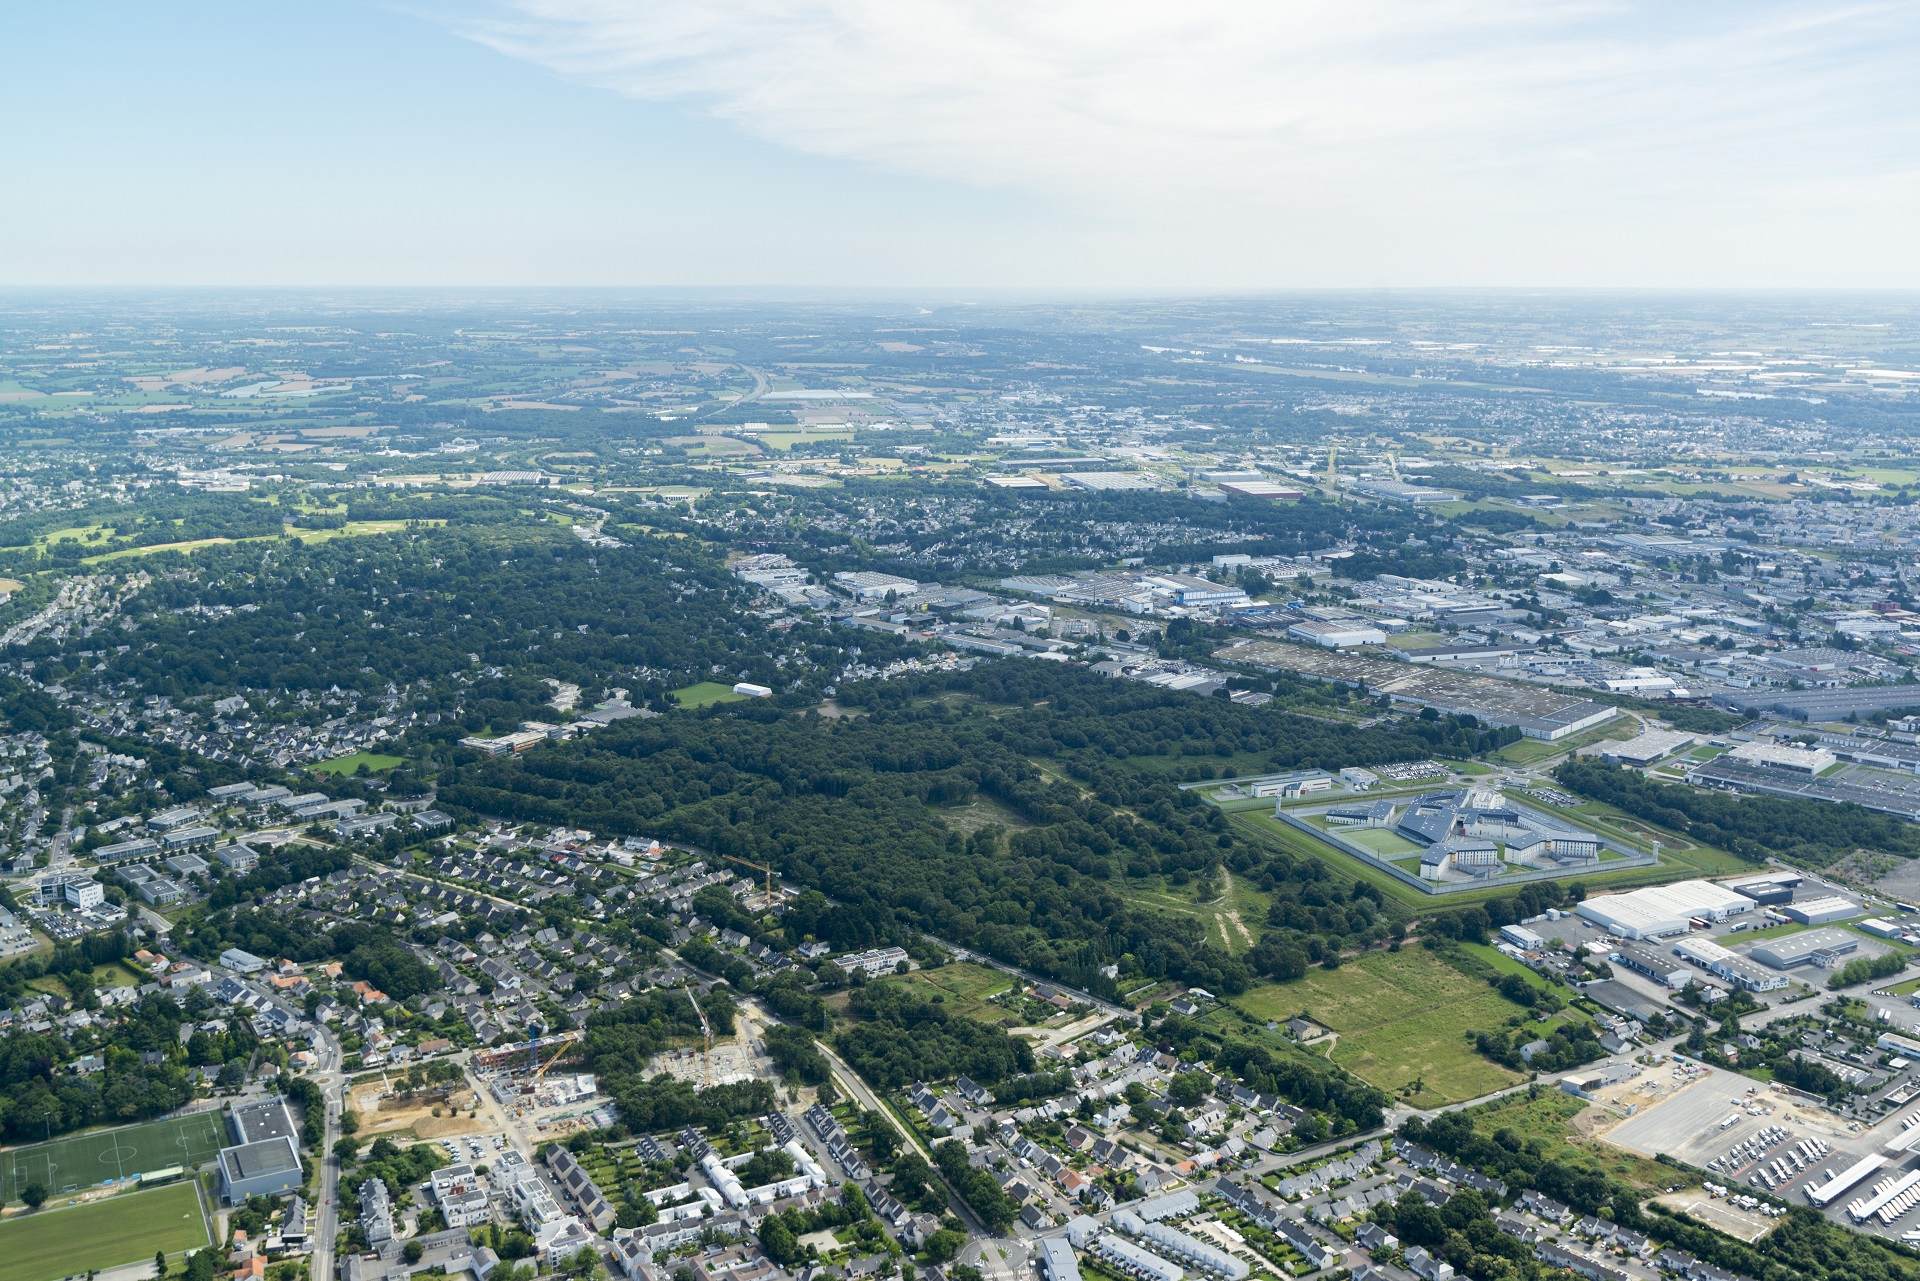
[1235,948,1525,1104]
[1115,873,1266,954]
[1491,716,1637,765]
[311,750,405,776]
[873,961,1018,1023]
[0,1183,208,1281]
[0,1111,227,1202]
[1457,1090,1672,1187]
[671,681,747,708]
[1324,823,1423,858]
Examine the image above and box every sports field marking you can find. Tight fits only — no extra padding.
[0,1111,226,1202]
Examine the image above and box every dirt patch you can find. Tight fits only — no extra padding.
[299,425,379,439]
[1219,870,1256,948]
[350,1081,486,1138]
[1569,1103,1615,1141]
[939,795,1035,834]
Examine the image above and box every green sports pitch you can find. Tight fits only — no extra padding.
[0,1182,210,1281]
[0,1111,226,1202]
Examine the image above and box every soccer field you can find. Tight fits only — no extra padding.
[0,1183,209,1281]
[0,1111,227,1202]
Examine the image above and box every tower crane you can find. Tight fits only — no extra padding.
[720,853,778,906]
[685,984,714,1088]
[529,1031,583,1085]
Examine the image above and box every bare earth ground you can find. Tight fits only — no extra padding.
[1652,1190,1778,1242]
[349,1080,487,1139]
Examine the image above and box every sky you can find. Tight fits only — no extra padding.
[1,0,1917,288]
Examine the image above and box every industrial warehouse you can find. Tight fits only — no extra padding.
[1215,639,1619,740]
[1574,880,1757,940]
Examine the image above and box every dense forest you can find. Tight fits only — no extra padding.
[438,661,1440,998]
[9,520,817,709]
[1555,757,1920,865]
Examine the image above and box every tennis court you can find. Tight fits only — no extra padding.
[1,1111,227,1202]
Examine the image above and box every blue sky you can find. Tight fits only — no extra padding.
[2,1,1916,287]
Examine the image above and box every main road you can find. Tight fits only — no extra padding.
[310,1022,346,1281]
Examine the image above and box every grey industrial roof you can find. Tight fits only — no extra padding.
[233,1098,296,1145]
[223,1136,300,1180]
[1746,926,1861,968]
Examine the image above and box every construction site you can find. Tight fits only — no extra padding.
[470,1031,619,1136]
[349,1075,488,1140]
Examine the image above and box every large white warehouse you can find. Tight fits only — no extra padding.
[1574,879,1754,939]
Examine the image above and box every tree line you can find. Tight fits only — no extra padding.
[1555,756,1920,865]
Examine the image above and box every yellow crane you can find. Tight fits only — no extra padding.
[721,853,778,906]
[528,1031,583,1085]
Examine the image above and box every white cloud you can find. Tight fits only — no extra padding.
[437,0,1920,282]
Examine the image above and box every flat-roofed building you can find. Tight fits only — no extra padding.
[137,877,188,906]
[1749,927,1862,970]
[1600,730,1697,765]
[1727,741,1836,775]
[221,947,268,974]
[95,836,162,864]
[431,1164,491,1228]
[1672,937,1788,992]
[218,1136,302,1203]
[162,825,219,851]
[1725,870,1802,906]
[232,1098,297,1145]
[1038,1237,1082,1281]
[1611,945,1691,988]
[166,851,210,877]
[1289,619,1386,649]
[1575,880,1754,940]
[1783,896,1862,925]
[1217,481,1304,502]
[1089,1234,1185,1281]
[147,806,204,832]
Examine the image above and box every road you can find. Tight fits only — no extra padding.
[312,1039,343,1281]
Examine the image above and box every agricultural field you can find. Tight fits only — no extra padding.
[1234,948,1527,1105]
[671,681,747,708]
[0,1111,227,1202]
[0,1182,209,1281]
